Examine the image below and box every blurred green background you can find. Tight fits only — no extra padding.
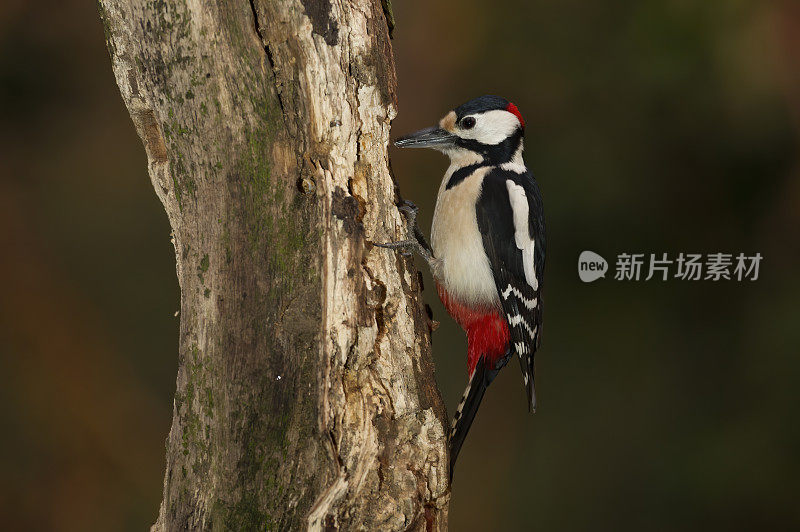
[1,0,799,530]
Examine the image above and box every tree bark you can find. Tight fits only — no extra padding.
[98,1,450,529]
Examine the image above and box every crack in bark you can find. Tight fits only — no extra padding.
[247,0,287,115]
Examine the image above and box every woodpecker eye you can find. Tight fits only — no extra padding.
[460,117,476,130]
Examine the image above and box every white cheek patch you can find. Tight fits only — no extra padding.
[458,110,520,145]
[506,180,538,290]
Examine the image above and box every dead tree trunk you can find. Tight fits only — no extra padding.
[98,1,450,529]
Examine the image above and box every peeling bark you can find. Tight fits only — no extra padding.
[98,0,450,529]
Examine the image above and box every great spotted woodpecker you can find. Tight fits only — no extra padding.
[377,95,546,481]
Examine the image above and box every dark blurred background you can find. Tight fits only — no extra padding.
[1,1,799,530]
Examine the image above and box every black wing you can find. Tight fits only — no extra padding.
[476,167,545,412]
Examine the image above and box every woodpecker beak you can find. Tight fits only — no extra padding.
[394,126,456,149]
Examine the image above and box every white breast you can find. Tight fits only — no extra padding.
[430,165,498,307]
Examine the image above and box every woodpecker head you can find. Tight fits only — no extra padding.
[395,95,525,165]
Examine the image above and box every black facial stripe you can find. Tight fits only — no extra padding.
[446,163,486,190]
[455,129,523,165]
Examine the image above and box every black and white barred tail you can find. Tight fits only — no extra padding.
[448,352,510,483]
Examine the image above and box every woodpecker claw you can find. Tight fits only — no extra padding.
[374,200,435,267]
[374,238,425,260]
[398,200,419,220]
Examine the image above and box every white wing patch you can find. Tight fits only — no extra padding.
[505,180,538,290]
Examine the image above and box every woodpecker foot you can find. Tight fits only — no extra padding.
[374,200,435,266]
[374,236,432,263]
[397,200,420,227]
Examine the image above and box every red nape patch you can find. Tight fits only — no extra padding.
[437,283,511,377]
[505,102,525,128]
